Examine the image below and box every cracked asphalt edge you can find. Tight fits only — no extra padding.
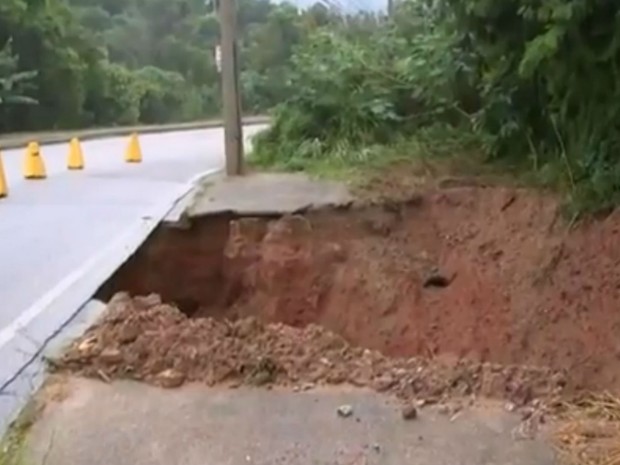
[0,169,219,436]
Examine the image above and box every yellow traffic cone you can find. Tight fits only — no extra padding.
[0,150,7,198]
[67,137,85,170]
[23,141,46,179]
[125,133,142,163]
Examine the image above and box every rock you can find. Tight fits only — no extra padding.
[372,443,381,453]
[99,348,123,364]
[134,293,162,308]
[504,402,516,412]
[302,382,316,391]
[509,382,534,406]
[77,337,98,353]
[233,317,260,339]
[108,292,131,306]
[373,375,396,392]
[250,370,274,386]
[401,405,418,420]
[246,357,278,386]
[326,371,347,384]
[156,369,186,388]
[520,407,535,420]
[415,399,427,408]
[337,404,354,418]
[437,404,451,415]
[118,324,140,344]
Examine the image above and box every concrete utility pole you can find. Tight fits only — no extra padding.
[219,0,244,175]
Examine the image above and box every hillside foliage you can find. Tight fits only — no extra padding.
[253,0,620,213]
[0,0,335,131]
[2,0,620,211]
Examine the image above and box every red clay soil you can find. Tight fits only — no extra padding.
[58,293,565,408]
[99,184,620,394]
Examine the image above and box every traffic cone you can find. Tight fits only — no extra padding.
[125,133,142,163]
[67,137,84,170]
[23,141,46,179]
[0,150,7,198]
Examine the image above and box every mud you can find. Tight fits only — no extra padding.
[97,185,620,393]
[58,293,565,408]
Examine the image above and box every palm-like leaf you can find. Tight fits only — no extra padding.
[0,95,38,105]
[0,40,38,107]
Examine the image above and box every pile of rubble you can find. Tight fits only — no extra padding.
[56,293,567,411]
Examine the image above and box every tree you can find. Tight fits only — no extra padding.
[0,40,37,106]
[0,0,325,131]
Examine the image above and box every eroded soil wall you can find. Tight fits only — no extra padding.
[98,186,620,392]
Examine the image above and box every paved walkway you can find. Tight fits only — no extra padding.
[0,125,264,430]
[25,378,558,465]
[187,172,354,217]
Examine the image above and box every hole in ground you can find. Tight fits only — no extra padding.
[96,190,620,393]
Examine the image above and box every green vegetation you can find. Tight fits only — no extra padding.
[0,41,37,108]
[252,2,469,173]
[0,398,40,465]
[3,0,620,212]
[0,0,335,132]
[253,0,620,214]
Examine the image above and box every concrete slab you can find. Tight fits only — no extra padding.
[187,172,354,217]
[25,378,557,465]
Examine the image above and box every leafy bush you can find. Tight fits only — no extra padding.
[444,0,620,212]
[0,0,322,131]
[89,62,144,125]
[137,66,187,124]
[254,0,620,214]
[252,2,474,169]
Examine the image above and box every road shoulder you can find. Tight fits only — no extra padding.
[24,378,558,465]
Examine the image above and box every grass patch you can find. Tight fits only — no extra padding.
[0,375,67,465]
[553,392,620,465]
[0,400,40,465]
[249,123,546,202]
[250,124,487,188]
[250,121,619,220]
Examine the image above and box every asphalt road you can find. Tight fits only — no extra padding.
[0,125,264,385]
[26,379,557,465]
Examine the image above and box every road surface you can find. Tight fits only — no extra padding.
[25,379,557,465]
[0,125,265,397]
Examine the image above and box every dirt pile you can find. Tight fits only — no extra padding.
[99,184,620,393]
[57,293,566,407]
